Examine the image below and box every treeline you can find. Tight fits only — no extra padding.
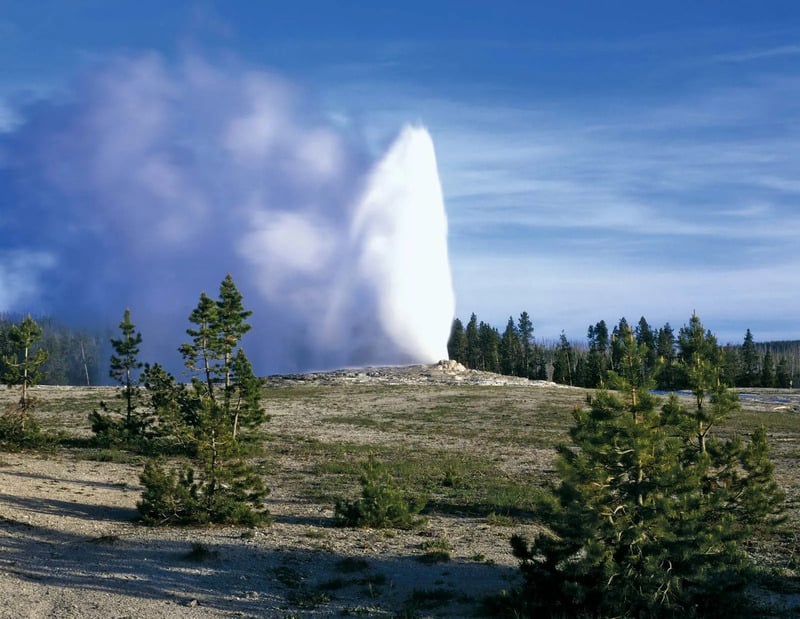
[0,314,104,385]
[449,312,800,389]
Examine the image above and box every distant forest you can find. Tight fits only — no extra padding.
[0,313,105,386]
[448,312,800,390]
[1,311,798,388]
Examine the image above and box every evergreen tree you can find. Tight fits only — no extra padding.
[739,328,760,387]
[551,332,573,385]
[447,318,466,364]
[610,316,630,372]
[478,321,501,373]
[584,320,609,387]
[89,309,149,446]
[635,316,657,375]
[655,322,677,390]
[500,317,521,376]
[510,325,784,618]
[109,308,143,429]
[464,313,480,369]
[721,345,740,388]
[761,349,776,388]
[676,313,734,453]
[2,315,48,433]
[517,311,534,378]
[139,275,268,526]
[532,345,548,380]
[776,357,792,388]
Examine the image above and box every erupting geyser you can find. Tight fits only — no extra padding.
[346,126,455,364]
[0,53,455,374]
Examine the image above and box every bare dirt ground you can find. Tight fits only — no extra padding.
[1,364,799,618]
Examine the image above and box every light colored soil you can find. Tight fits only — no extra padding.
[2,367,800,618]
[0,365,580,618]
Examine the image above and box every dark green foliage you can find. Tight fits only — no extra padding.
[761,349,775,388]
[776,356,792,388]
[655,322,677,390]
[335,455,426,529]
[2,315,48,437]
[635,316,658,376]
[89,309,149,447]
[0,414,50,450]
[478,321,501,373]
[448,311,800,389]
[465,313,480,369]
[739,328,760,387]
[447,318,466,364]
[510,319,785,618]
[137,460,202,525]
[517,311,534,378]
[500,317,521,376]
[582,320,609,387]
[109,308,143,427]
[551,332,573,385]
[137,275,269,526]
[0,314,102,386]
[137,458,268,527]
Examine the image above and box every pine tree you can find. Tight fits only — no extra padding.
[510,322,784,618]
[139,275,268,526]
[2,315,48,433]
[517,311,534,378]
[465,313,480,369]
[635,316,657,375]
[551,332,573,385]
[585,320,609,387]
[739,328,760,387]
[610,316,630,372]
[721,345,740,388]
[776,357,792,388]
[478,321,500,373]
[761,349,775,388]
[676,313,732,453]
[500,317,521,376]
[447,318,466,364]
[109,308,143,430]
[655,322,677,390]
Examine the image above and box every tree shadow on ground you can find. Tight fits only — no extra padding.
[0,500,521,617]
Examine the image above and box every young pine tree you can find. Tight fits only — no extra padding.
[510,320,784,618]
[2,315,48,434]
[109,308,144,430]
[139,275,268,526]
[90,309,149,446]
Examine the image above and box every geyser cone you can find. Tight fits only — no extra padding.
[350,125,455,363]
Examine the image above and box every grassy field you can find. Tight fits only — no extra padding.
[1,379,800,616]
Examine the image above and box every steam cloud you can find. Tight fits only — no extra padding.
[0,54,455,374]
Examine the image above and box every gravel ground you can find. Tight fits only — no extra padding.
[0,364,567,618]
[3,364,799,618]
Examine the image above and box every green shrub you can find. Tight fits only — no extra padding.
[137,460,203,525]
[509,322,785,618]
[334,455,426,529]
[137,459,269,526]
[0,413,51,451]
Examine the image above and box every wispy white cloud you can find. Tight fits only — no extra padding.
[713,44,800,63]
[321,50,800,340]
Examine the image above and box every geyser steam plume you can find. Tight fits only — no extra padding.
[0,54,455,374]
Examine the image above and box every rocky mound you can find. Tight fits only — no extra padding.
[266,359,559,387]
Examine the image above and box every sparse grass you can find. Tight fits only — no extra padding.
[417,537,452,563]
[4,379,800,616]
[485,512,516,527]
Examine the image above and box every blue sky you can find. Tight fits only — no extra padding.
[2,1,799,346]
